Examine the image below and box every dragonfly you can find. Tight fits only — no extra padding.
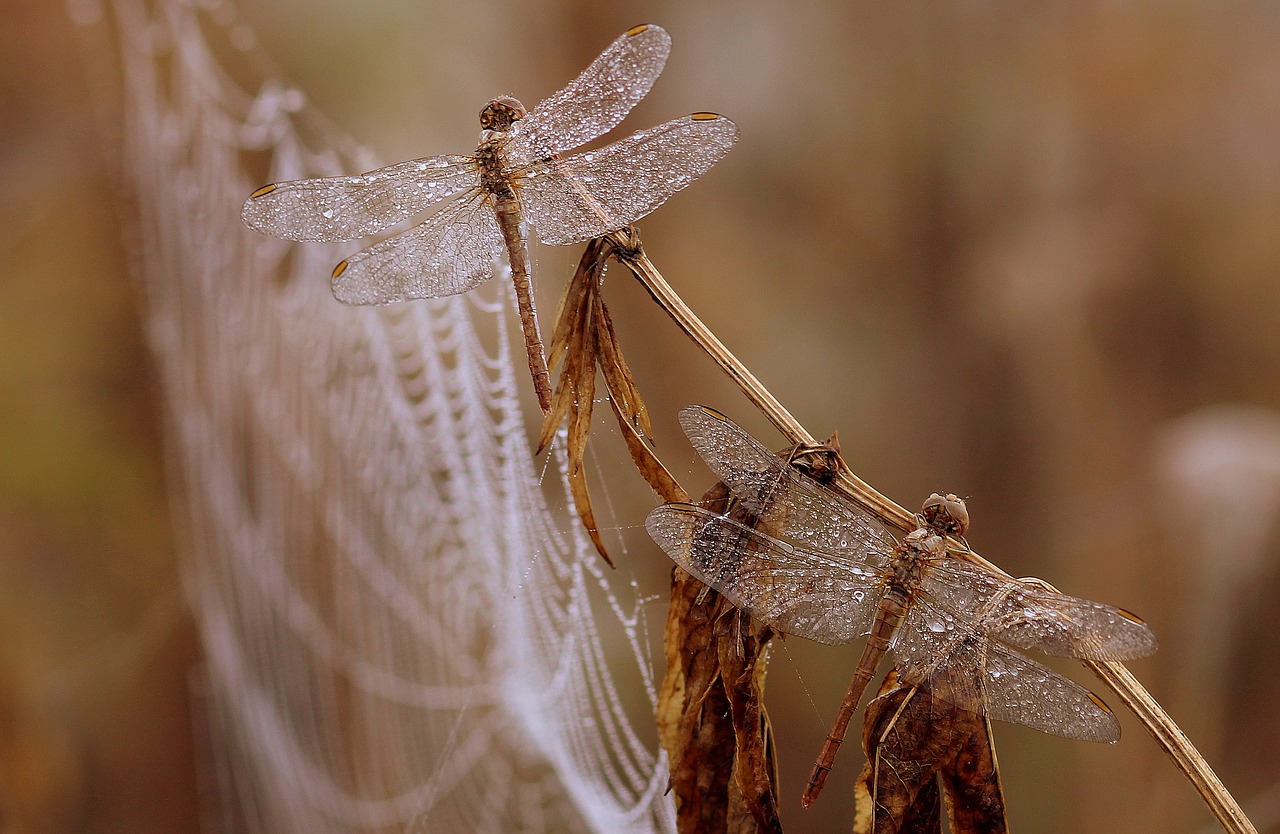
[241,24,737,412]
[645,405,1158,808]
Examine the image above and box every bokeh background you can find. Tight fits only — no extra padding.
[4,0,1280,832]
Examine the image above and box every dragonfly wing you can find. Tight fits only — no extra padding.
[505,24,671,167]
[895,601,1120,742]
[242,155,477,241]
[645,503,883,645]
[980,639,1121,742]
[331,191,503,305]
[674,405,896,560]
[920,558,1158,662]
[891,605,986,717]
[520,114,738,245]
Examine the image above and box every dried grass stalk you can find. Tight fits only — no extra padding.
[610,226,1259,834]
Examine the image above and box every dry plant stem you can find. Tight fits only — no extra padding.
[606,229,912,534]
[1085,660,1258,834]
[609,226,1256,833]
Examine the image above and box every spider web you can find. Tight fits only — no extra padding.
[71,1,674,831]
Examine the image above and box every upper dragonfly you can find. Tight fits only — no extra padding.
[645,406,1158,808]
[241,24,736,412]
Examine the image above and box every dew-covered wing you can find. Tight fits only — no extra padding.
[505,24,671,168]
[519,114,737,246]
[242,155,477,242]
[895,600,1121,742]
[674,405,896,560]
[646,503,884,645]
[919,558,1158,662]
[330,190,503,305]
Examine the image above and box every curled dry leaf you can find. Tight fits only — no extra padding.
[854,665,1007,834]
[658,481,782,834]
[656,440,840,834]
[539,231,688,566]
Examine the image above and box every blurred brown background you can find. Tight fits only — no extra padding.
[4,0,1280,832]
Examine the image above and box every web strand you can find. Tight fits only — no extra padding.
[79,1,675,831]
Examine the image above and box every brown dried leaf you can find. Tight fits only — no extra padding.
[659,482,783,834]
[545,237,605,374]
[536,269,594,453]
[564,329,610,564]
[656,564,694,757]
[537,336,583,453]
[719,618,781,833]
[540,235,682,567]
[536,354,578,455]
[593,288,653,441]
[666,569,737,833]
[606,393,687,503]
[853,666,1007,834]
[565,341,596,479]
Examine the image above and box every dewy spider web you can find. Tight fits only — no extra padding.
[72,0,674,831]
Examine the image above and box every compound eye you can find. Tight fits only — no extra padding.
[943,494,970,535]
[479,96,528,131]
[921,493,970,537]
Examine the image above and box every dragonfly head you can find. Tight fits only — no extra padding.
[921,492,969,537]
[786,436,842,485]
[479,96,528,132]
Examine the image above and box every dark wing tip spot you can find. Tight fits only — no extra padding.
[625,23,650,36]
[249,183,278,199]
[331,260,349,279]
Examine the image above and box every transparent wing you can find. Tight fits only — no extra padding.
[645,503,884,645]
[980,639,1120,742]
[674,405,896,560]
[504,24,671,168]
[919,558,1158,662]
[242,155,478,241]
[519,114,738,246]
[330,190,503,305]
[895,601,1121,742]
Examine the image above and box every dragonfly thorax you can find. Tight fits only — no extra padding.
[479,96,527,132]
[889,533,933,589]
[901,527,946,558]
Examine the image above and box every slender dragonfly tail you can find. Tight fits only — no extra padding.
[802,661,878,808]
[509,264,552,413]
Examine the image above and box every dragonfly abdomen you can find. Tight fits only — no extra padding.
[475,134,550,411]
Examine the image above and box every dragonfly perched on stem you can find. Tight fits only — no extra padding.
[645,405,1158,808]
[241,24,737,412]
